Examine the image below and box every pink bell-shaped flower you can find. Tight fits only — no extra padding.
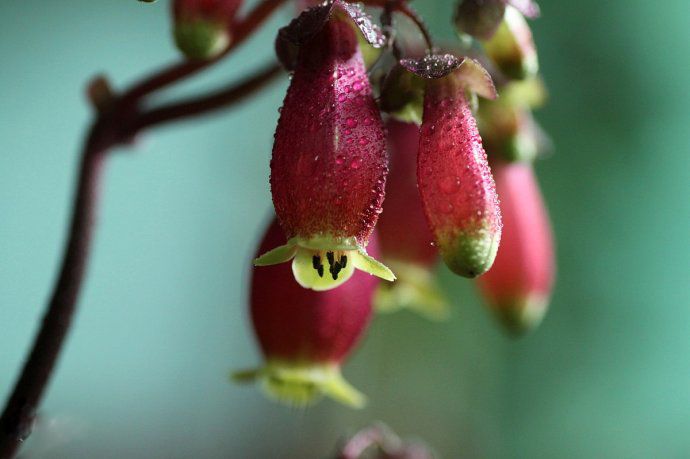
[374,119,449,320]
[236,218,378,407]
[477,160,554,333]
[418,71,502,278]
[256,17,394,291]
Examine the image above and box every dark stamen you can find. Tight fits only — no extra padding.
[312,255,324,278]
[326,251,335,266]
[330,261,342,280]
[340,255,347,268]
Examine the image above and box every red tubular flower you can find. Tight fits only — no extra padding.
[477,160,554,333]
[235,218,377,408]
[374,119,449,320]
[255,17,394,291]
[172,0,241,59]
[418,72,502,278]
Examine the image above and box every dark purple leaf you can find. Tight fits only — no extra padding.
[274,1,335,70]
[455,58,497,99]
[338,1,386,48]
[399,53,463,79]
[278,1,335,45]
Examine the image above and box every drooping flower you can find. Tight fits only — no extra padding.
[235,218,378,408]
[482,5,538,80]
[417,68,502,278]
[172,0,241,59]
[256,16,394,291]
[374,119,449,320]
[477,160,554,333]
[477,78,551,163]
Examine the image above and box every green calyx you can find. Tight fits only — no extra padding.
[232,360,366,408]
[174,20,230,60]
[488,294,549,335]
[254,236,395,291]
[374,261,449,321]
[439,226,500,278]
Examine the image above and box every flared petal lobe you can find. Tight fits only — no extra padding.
[262,17,392,289]
[375,120,449,320]
[237,218,379,407]
[418,76,502,278]
[477,161,554,333]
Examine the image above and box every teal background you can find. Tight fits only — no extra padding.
[1,0,688,457]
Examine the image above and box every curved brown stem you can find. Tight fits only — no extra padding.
[122,0,287,104]
[133,63,282,131]
[0,0,287,456]
[0,125,108,459]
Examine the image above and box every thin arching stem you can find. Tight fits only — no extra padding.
[0,0,286,455]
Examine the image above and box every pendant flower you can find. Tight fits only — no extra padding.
[477,160,554,333]
[256,16,394,291]
[417,64,502,278]
[235,218,378,408]
[172,0,241,59]
[374,119,449,320]
[482,5,539,80]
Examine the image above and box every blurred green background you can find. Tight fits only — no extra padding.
[1,0,689,457]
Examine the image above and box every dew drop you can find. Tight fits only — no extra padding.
[350,156,362,169]
[335,155,345,165]
[345,117,358,128]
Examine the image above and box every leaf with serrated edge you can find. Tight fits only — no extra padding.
[456,58,497,99]
[338,1,386,48]
[399,54,463,79]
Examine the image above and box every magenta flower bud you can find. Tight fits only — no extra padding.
[172,0,240,59]
[235,218,378,408]
[255,17,394,291]
[477,160,554,333]
[375,120,449,320]
[418,72,502,278]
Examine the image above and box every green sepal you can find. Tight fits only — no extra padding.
[374,261,449,321]
[253,240,298,266]
[292,246,355,291]
[232,361,366,408]
[353,248,396,282]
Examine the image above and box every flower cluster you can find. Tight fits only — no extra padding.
[220,0,555,407]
